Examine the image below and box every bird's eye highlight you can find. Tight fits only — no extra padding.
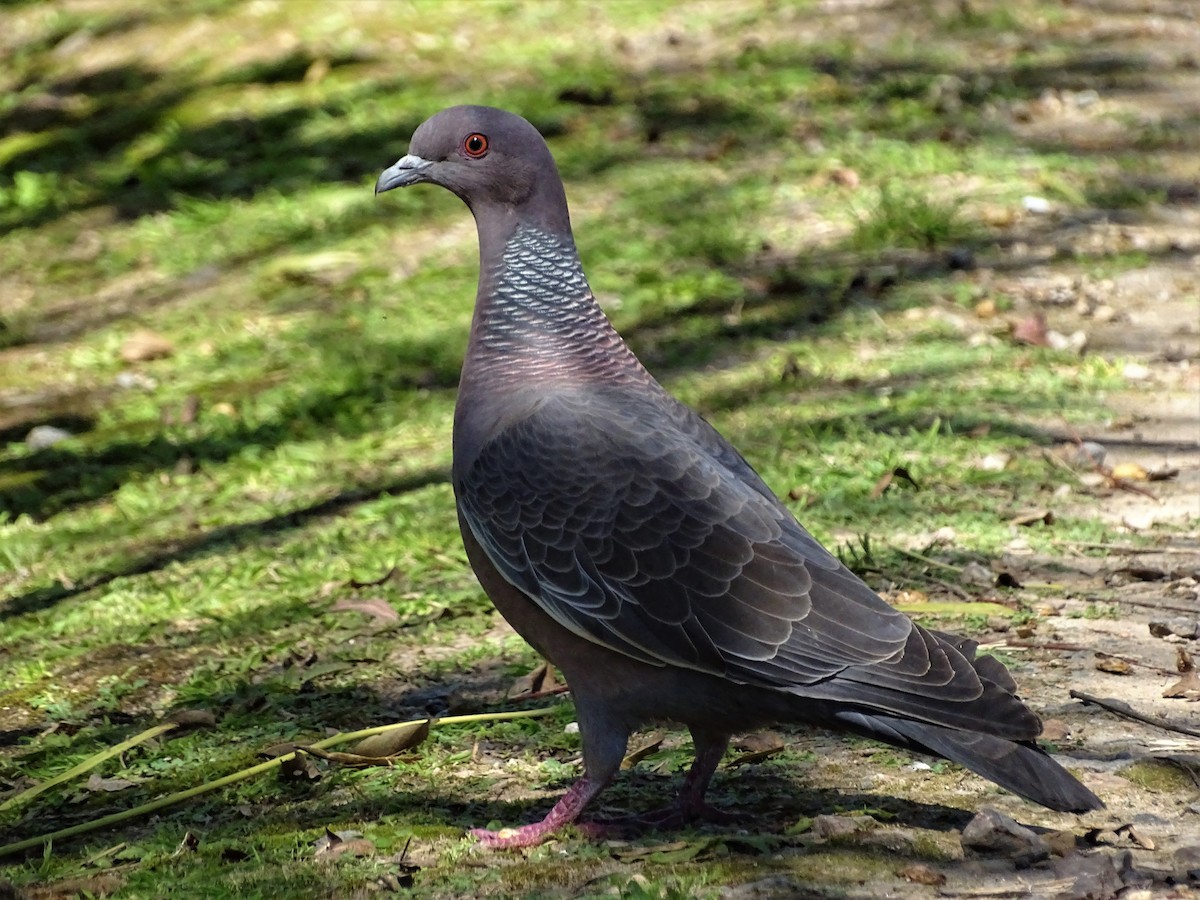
[463,133,489,158]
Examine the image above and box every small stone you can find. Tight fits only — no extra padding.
[1122,362,1152,381]
[812,814,874,839]
[1022,195,1052,214]
[564,722,579,734]
[963,561,994,586]
[961,807,1050,864]
[25,425,72,449]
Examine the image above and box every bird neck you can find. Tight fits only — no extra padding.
[464,223,645,385]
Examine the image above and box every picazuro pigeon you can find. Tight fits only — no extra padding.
[375,105,1102,849]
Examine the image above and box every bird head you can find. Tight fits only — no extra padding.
[375,105,566,223]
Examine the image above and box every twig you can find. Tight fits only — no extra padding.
[1094,651,1176,677]
[1004,640,1087,652]
[912,572,971,600]
[1100,595,1200,615]
[1052,539,1194,555]
[1069,690,1200,739]
[885,543,964,575]
[0,723,177,812]
[0,708,556,858]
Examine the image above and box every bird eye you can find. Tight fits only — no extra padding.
[463,133,489,158]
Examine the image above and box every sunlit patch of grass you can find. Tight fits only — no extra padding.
[850,185,975,251]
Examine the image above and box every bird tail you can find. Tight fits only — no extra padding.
[833,711,1103,813]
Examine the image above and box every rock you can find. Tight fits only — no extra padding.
[961,807,1050,864]
[25,425,72,449]
[811,814,875,839]
[1053,851,1126,900]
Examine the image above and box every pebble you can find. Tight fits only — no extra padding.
[961,807,1050,865]
[1022,195,1052,214]
[25,425,72,449]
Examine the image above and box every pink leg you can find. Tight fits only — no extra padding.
[675,730,734,821]
[470,775,607,849]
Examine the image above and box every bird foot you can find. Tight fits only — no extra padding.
[469,823,558,849]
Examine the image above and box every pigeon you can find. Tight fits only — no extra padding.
[375,105,1102,848]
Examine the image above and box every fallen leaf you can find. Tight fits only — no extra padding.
[331,597,400,623]
[870,466,920,499]
[279,751,321,781]
[259,742,302,759]
[314,828,375,860]
[1163,669,1200,701]
[829,166,860,188]
[352,719,431,758]
[621,734,665,770]
[1009,508,1054,527]
[1147,466,1180,482]
[120,329,174,363]
[1094,655,1132,675]
[86,774,135,793]
[897,863,945,886]
[507,661,558,698]
[165,709,217,729]
[1110,462,1148,481]
[348,567,399,589]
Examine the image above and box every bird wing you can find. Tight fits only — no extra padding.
[457,387,1036,738]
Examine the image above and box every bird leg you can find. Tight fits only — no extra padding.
[470,775,609,849]
[471,701,629,849]
[675,729,734,821]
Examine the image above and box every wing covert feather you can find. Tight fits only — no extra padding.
[457,388,1022,732]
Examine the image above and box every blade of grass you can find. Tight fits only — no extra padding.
[0,708,556,858]
[0,723,179,813]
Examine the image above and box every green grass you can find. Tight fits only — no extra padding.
[0,0,1188,896]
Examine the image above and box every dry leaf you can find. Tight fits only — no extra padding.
[1163,669,1200,701]
[897,863,945,886]
[348,567,399,589]
[315,828,375,860]
[165,709,217,729]
[120,329,174,362]
[86,774,135,792]
[279,751,321,781]
[352,719,431,758]
[1094,655,1132,675]
[1110,462,1148,481]
[1009,509,1054,527]
[829,166,860,188]
[331,597,400,623]
[621,734,665,770]
[260,742,302,759]
[870,466,920,499]
[507,661,558,698]
[1147,466,1180,482]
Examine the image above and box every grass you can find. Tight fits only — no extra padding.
[0,0,1190,897]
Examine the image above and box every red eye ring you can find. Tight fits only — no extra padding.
[463,133,489,158]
